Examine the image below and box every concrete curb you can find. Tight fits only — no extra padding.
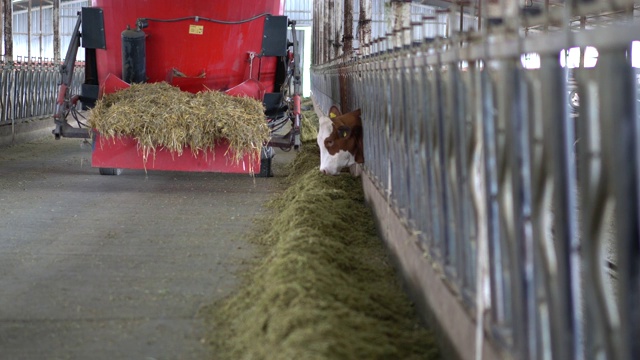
[0,117,55,147]
[361,173,503,360]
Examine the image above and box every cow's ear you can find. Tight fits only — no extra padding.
[329,105,342,119]
[351,109,361,117]
[337,126,351,139]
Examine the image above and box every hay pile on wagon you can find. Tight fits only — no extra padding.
[89,82,270,173]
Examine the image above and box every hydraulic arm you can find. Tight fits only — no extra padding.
[52,12,90,139]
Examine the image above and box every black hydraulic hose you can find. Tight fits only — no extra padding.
[138,13,271,28]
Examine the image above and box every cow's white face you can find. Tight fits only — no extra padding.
[317,115,356,175]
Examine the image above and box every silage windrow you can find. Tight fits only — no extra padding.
[210,135,441,359]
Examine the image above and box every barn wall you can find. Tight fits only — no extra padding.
[9,0,89,62]
[1,0,88,133]
[312,1,640,359]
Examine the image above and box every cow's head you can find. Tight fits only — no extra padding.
[316,105,363,175]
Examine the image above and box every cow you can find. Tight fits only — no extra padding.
[313,96,363,176]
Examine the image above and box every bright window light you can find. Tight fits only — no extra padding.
[521,53,540,69]
[560,47,598,68]
[632,41,640,68]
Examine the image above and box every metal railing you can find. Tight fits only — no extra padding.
[0,57,84,126]
[311,18,640,360]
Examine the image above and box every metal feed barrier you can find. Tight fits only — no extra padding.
[0,57,84,127]
[312,19,640,360]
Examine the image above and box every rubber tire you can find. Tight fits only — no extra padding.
[256,158,273,178]
[569,89,580,111]
[99,168,123,176]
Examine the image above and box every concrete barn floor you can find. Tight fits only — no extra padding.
[0,137,294,359]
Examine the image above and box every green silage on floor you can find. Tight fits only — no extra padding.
[207,140,440,359]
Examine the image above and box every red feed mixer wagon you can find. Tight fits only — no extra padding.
[53,0,301,176]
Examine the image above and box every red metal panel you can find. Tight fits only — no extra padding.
[92,134,261,174]
[88,0,285,173]
[91,0,285,94]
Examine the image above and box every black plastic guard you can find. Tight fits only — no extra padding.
[81,7,106,49]
[261,15,288,57]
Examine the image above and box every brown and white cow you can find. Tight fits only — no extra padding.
[313,97,363,176]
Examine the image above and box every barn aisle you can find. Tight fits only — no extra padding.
[0,138,289,359]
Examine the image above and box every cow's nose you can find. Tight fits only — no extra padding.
[321,169,327,175]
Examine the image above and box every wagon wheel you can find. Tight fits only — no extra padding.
[256,147,274,178]
[256,158,273,178]
[99,168,124,176]
[569,89,580,110]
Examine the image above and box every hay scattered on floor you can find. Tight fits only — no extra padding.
[89,82,270,173]
[205,139,441,359]
[300,97,319,143]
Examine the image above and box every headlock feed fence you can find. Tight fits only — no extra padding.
[0,57,84,126]
[312,15,640,360]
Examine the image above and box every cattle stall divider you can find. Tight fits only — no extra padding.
[0,57,84,138]
[311,20,640,360]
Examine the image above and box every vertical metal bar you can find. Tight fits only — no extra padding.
[456,62,475,297]
[423,59,439,252]
[391,0,411,48]
[26,60,33,117]
[344,0,354,56]
[581,47,639,360]
[382,57,392,197]
[472,58,491,360]
[575,61,612,360]
[328,1,334,63]
[391,55,401,213]
[455,61,468,289]
[39,0,43,60]
[312,0,317,65]
[371,59,379,181]
[409,54,424,231]
[35,62,42,116]
[359,0,371,57]
[544,0,550,31]
[378,57,385,190]
[0,0,3,57]
[444,60,459,277]
[1,63,6,124]
[626,62,640,360]
[527,56,576,360]
[562,2,585,360]
[493,58,525,358]
[325,1,331,63]
[7,62,14,136]
[438,57,454,271]
[14,61,22,120]
[400,55,410,219]
[481,62,508,333]
[28,0,32,63]
[459,5,464,33]
[53,0,60,64]
[514,63,537,360]
[477,0,482,31]
[390,56,398,209]
[335,0,343,58]
[415,55,430,248]
[427,61,444,258]
[434,53,449,261]
[4,0,12,62]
